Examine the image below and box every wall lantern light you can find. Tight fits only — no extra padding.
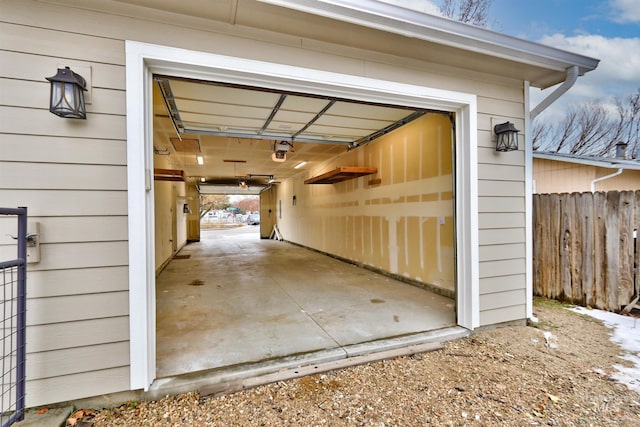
[494,121,519,152]
[46,67,87,119]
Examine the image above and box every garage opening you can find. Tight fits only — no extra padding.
[151,76,458,379]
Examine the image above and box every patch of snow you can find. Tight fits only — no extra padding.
[570,306,640,393]
[543,331,558,349]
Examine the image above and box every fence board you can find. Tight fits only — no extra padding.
[534,190,639,312]
[549,194,561,299]
[618,191,635,306]
[569,193,582,304]
[559,193,572,300]
[533,192,542,295]
[593,192,607,309]
[636,191,640,299]
[605,191,620,310]
[578,192,594,306]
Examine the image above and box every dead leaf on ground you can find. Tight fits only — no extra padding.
[547,393,560,403]
[35,407,49,415]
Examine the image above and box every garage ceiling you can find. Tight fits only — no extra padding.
[152,77,427,194]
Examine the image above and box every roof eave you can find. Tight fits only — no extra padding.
[258,0,599,88]
[533,152,640,170]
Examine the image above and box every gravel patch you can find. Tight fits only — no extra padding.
[82,299,640,426]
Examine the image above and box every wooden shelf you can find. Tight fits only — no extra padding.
[154,168,184,181]
[304,167,377,184]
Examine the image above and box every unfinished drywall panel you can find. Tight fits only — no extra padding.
[277,113,454,294]
[186,183,200,242]
[260,186,278,238]
[154,181,173,270]
[153,152,187,272]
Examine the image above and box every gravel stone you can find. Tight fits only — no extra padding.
[86,300,640,426]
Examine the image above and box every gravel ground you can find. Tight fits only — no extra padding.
[82,299,640,426]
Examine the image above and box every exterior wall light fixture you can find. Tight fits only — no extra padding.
[46,67,87,119]
[494,121,519,152]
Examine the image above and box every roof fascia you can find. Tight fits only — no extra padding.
[258,0,599,83]
[533,152,640,170]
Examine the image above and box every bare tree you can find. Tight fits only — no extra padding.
[440,0,492,27]
[534,89,640,158]
[200,194,230,218]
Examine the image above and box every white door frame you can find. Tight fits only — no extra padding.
[125,40,479,391]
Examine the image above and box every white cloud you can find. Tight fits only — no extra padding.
[610,0,640,23]
[532,33,640,122]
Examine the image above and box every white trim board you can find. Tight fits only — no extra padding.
[524,81,533,321]
[125,40,479,391]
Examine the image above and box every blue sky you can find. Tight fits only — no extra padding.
[474,0,640,122]
[384,0,640,123]
[490,0,639,40]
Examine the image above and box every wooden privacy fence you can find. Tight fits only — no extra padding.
[533,191,640,312]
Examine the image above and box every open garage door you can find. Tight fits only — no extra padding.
[126,41,479,391]
[151,75,459,379]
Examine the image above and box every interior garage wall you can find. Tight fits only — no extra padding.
[153,180,187,273]
[260,186,278,239]
[275,114,455,293]
[186,183,201,242]
[153,154,188,272]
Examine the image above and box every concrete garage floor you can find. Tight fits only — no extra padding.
[156,226,457,379]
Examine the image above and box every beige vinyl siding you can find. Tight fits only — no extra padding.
[1,3,129,406]
[585,169,640,192]
[479,244,526,262]
[26,267,129,298]
[533,158,640,193]
[477,105,527,325]
[1,163,127,190]
[27,292,129,326]
[479,305,526,327]
[1,0,532,405]
[26,367,130,409]
[0,134,126,164]
[27,342,129,380]
[534,159,595,193]
[26,317,129,354]
[481,274,527,294]
[478,212,525,229]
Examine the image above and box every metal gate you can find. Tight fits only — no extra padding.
[0,208,27,427]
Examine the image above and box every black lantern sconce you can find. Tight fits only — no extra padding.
[46,67,87,119]
[494,121,519,152]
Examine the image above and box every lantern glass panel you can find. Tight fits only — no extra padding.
[47,67,87,119]
[494,121,519,152]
